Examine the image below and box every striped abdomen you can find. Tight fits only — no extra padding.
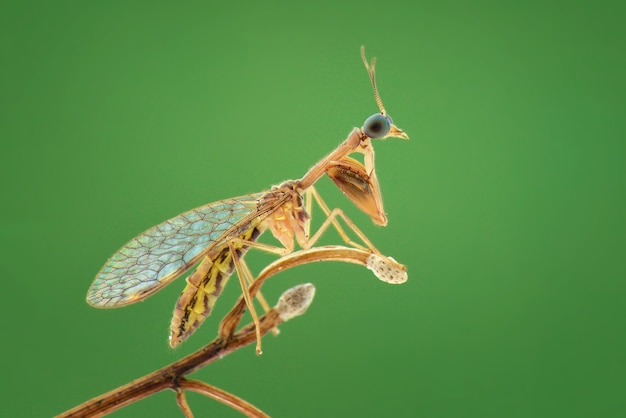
[169,225,262,347]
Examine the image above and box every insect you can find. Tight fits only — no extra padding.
[87,47,408,354]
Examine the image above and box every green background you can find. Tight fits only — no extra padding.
[2,1,625,417]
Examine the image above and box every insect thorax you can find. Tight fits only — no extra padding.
[259,180,310,252]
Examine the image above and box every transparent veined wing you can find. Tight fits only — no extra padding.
[87,193,266,307]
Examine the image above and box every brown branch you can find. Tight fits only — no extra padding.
[57,286,313,418]
[58,246,406,417]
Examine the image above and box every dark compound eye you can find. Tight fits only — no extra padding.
[363,113,392,139]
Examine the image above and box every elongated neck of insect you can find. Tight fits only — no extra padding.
[297,127,363,191]
[363,140,375,176]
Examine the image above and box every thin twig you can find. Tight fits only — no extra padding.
[180,379,269,418]
[220,245,406,338]
[175,386,193,418]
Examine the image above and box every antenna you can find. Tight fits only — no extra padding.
[361,46,387,115]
